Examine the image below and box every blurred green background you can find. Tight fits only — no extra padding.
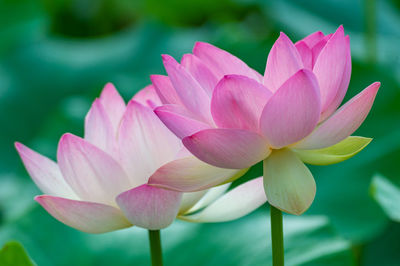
[1,0,400,265]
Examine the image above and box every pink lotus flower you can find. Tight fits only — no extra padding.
[15,84,266,233]
[151,26,380,215]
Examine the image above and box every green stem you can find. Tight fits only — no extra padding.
[148,230,163,266]
[270,205,284,266]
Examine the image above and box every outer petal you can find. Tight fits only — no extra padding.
[132,85,162,109]
[99,83,126,133]
[148,156,248,192]
[293,136,372,165]
[179,190,208,214]
[150,75,182,105]
[297,31,325,48]
[182,129,271,169]
[313,26,348,111]
[294,82,380,149]
[319,35,351,121]
[15,143,78,199]
[211,75,272,131]
[193,42,262,83]
[118,101,181,184]
[57,133,132,206]
[154,104,211,139]
[116,184,182,230]
[263,32,304,92]
[35,195,131,234]
[181,53,218,96]
[162,55,212,123]
[185,183,230,214]
[260,69,321,148]
[181,177,266,222]
[263,149,316,215]
[295,41,313,69]
[84,99,115,154]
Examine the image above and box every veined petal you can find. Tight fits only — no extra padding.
[148,156,248,192]
[294,82,380,149]
[118,101,181,185]
[183,129,271,169]
[313,25,348,111]
[57,133,132,206]
[311,39,327,66]
[84,99,115,154]
[263,149,316,215]
[293,136,372,165]
[181,53,218,96]
[181,177,266,222]
[150,75,182,105]
[260,69,321,148]
[311,34,333,66]
[99,83,126,133]
[132,85,162,109]
[35,195,131,234]
[116,184,182,230]
[15,143,78,199]
[319,35,351,121]
[297,31,325,48]
[193,42,262,83]
[211,75,272,131]
[162,54,212,123]
[264,32,303,92]
[295,41,313,69]
[154,104,211,139]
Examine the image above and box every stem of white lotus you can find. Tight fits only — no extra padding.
[270,205,284,266]
[148,230,163,266]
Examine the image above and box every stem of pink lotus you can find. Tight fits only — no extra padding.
[148,230,163,266]
[270,205,284,266]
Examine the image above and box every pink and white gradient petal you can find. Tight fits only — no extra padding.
[319,35,352,121]
[181,53,218,96]
[35,195,131,234]
[295,41,313,69]
[162,54,212,123]
[148,156,244,192]
[150,75,182,105]
[84,99,115,154]
[192,42,263,82]
[294,82,380,150]
[211,75,272,131]
[99,83,126,133]
[57,133,131,206]
[182,128,270,169]
[116,184,182,230]
[154,104,211,139]
[117,101,181,185]
[313,25,348,111]
[15,143,78,199]
[263,32,304,92]
[260,69,321,148]
[297,31,325,48]
[132,84,162,109]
